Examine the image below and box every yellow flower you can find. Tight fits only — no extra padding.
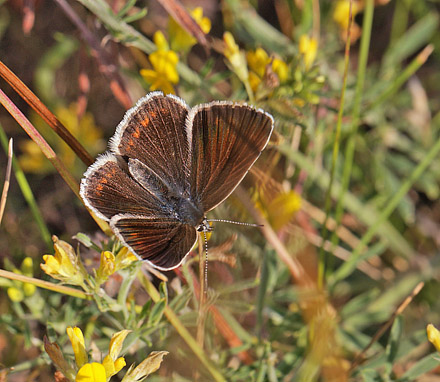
[41,236,88,286]
[246,48,289,94]
[95,251,116,284]
[7,287,24,302]
[191,7,211,33]
[140,31,179,94]
[122,351,169,382]
[223,32,248,84]
[272,58,288,83]
[260,190,302,231]
[45,327,132,381]
[114,247,138,271]
[169,7,211,52]
[299,35,318,70]
[67,326,88,369]
[247,48,270,78]
[153,30,169,51]
[102,330,130,378]
[333,0,361,30]
[333,1,363,42]
[76,362,106,382]
[427,324,440,352]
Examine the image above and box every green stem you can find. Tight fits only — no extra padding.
[117,265,139,321]
[318,0,354,288]
[139,271,226,382]
[0,269,90,299]
[331,0,374,251]
[0,125,52,249]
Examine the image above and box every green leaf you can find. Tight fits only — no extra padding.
[147,298,166,327]
[382,13,439,74]
[399,354,440,380]
[386,315,403,364]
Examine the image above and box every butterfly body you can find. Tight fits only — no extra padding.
[80,92,273,270]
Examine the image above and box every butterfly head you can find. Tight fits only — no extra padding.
[197,218,213,233]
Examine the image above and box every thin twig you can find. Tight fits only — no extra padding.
[0,269,91,299]
[0,88,80,197]
[0,138,13,224]
[295,225,382,280]
[0,60,94,166]
[157,0,210,51]
[235,185,314,287]
[350,281,425,370]
[0,127,52,248]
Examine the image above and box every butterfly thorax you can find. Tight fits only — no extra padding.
[175,196,204,227]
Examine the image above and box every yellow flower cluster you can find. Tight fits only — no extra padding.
[3,257,36,302]
[40,236,138,290]
[141,7,211,94]
[44,326,168,381]
[141,31,179,95]
[222,32,293,100]
[246,47,288,94]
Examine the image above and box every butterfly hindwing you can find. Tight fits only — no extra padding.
[80,154,168,221]
[110,214,197,270]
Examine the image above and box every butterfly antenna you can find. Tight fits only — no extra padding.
[206,218,263,227]
[203,230,209,296]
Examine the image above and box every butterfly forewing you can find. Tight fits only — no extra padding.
[188,103,273,212]
[110,215,197,270]
[110,92,191,194]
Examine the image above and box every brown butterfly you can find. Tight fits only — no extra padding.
[80,92,273,270]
